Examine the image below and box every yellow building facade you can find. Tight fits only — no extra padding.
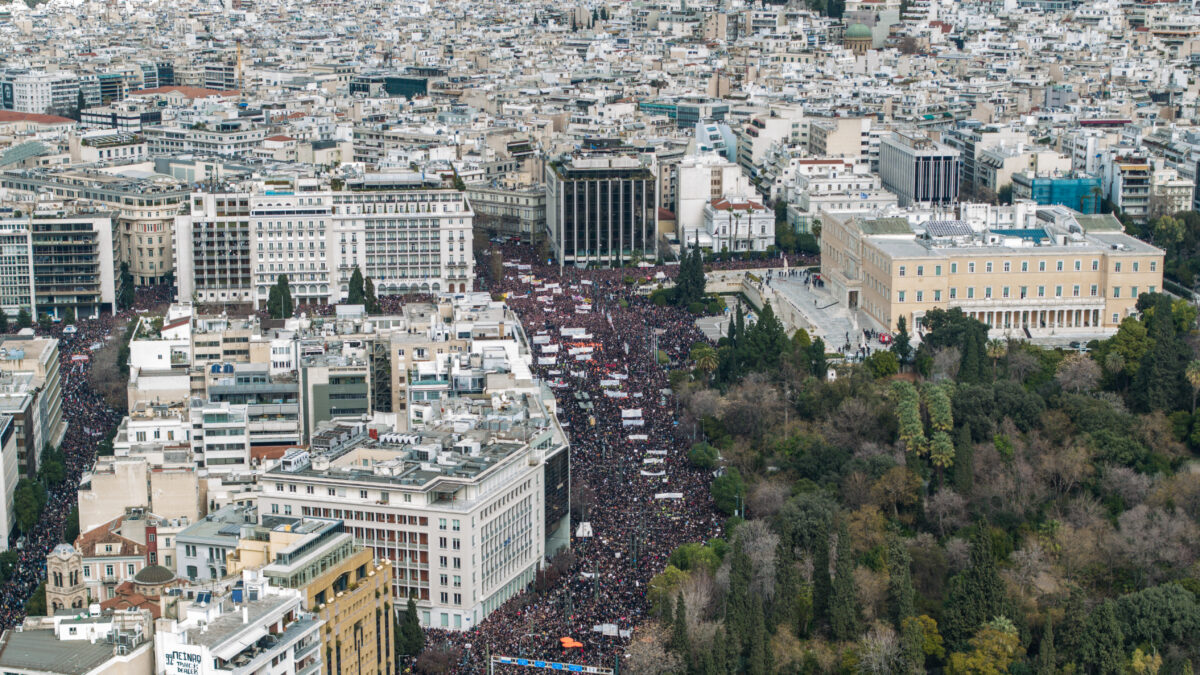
[230,519,395,675]
[822,211,1165,334]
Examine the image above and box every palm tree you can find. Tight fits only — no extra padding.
[690,343,719,381]
[986,339,1007,379]
[1187,360,1200,413]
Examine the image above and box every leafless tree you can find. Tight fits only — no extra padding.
[1101,466,1154,507]
[1005,349,1039,383]
[1055,352,1101,393]
[1116,505,1200,584]
[944,537,970,572]
[932,346,961,381]
[721,374,784,441]
[415,643,462,674]
[737,519,779,600]
[925,489,968,537]
[624,627,680,675]
[859,623,901,674]
[840,471,875,511]
[747,479,790,520]
[680,568,717,627]
[1008,540,1049,592]
[855,567,889,623]
[1150,472,1200,520]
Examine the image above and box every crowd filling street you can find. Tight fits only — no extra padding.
[423,247,797,672]
[0,250,795,672]
[0,284,174,630]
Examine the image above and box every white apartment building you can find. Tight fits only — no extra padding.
[143,120,268,157]
[154,571,324,675]
[675,152,757,236]
[261,405,570,631]
[175,175,474,307]
[0,69,79,115]
[784,159,897,233]
[700,196,774,253]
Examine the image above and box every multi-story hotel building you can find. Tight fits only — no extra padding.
[821,207,1165,335]
[0,167,188,286]
[175,175,474,307]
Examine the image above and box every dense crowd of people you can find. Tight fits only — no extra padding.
[422,249,789,673]
[0,284,174,629]
[0,246,794,668]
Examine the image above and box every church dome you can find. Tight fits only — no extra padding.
[133,564,175,585]
[846,23,873,39]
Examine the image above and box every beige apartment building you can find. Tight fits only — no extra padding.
[822,211,1164,335]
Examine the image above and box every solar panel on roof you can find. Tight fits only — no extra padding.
[925,221,972,237]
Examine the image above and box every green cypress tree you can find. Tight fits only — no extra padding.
[746,594,768,675]
[892,315,913,366]
[809,338,827,377]
[692,245,706,298]
[727,537,752,639]
[1080,600,1123,675]
[899,617,926,674]
[280,276,292,317]
[0,309,11,333]
[772,539,800,632]
[398,596,424,656]
[724,619,741,674]
[672,594,690,657]
[1056,594,1087,671]
[942,529,1009,650]
[959,327,983,383]
[16,308,30,329]
[829,521,862,641]
[348,267,365,305]
[711,626,728,675]
[1036,617,1056,675]
[364,276,379,314]
[886,535,915,627]
[812,524,832,630]
[952,423,974,495]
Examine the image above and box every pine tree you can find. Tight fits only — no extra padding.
[812,523,832,630]
[887,535,915,627]
[672,594,690,657]
[0,309,10,333]
[16,308,31,329]
[829,521,862,641]
[348,267,365,305]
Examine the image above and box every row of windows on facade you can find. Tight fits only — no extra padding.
[896,284,1157,303]
[897,259,1157,276]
